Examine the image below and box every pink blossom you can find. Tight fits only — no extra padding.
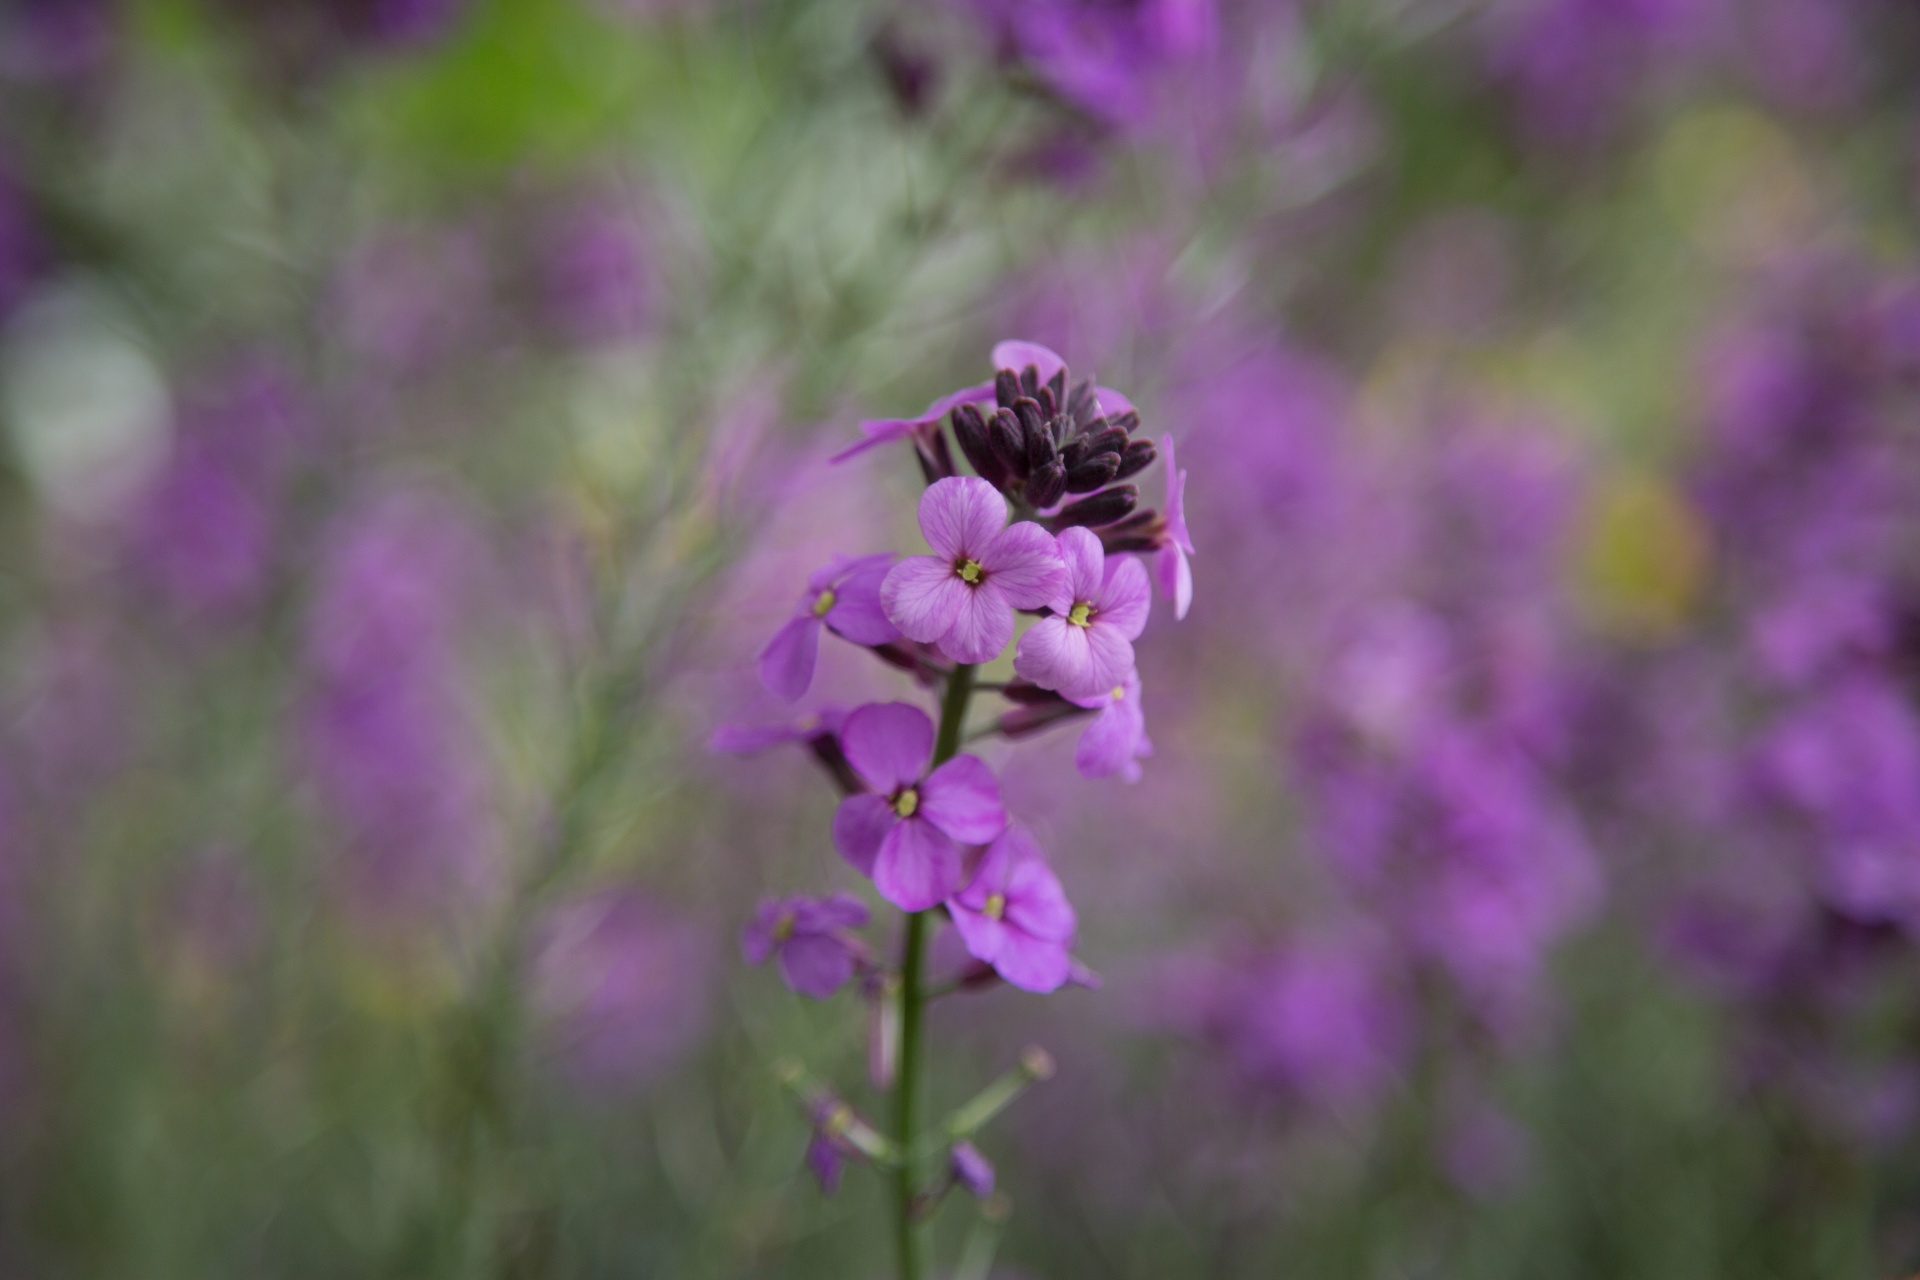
[757,553,902,700]
[947,823,1078,993]
[1014,526,1150,698]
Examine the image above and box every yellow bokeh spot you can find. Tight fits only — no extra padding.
[984,892,1006,920]
[1577,470,1711,642]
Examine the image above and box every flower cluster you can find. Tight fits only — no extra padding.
[724,341,1188,1242]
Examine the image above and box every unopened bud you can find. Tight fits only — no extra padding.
[994,369,1020,409]
[1064,452,1120,493]
[914,427,956,485]
[1113,438,1156,480]
[1018,364,1040,398]
[1052,485,1137,528]
[1035,383,1058,420]
[1018,1045,1056,1081]
[1046,367,1067,408]
[951,404,1007,488]
[1024,461,1067,509]
[1107,408,1141,435]
[1015,398,1055,470]
[988,408,1028,481]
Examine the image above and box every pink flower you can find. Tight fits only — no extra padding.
[829,381,995,464]
[881,477,1066,664]
[831,702,1008,910]
[991,339,1133,416]
[741,893,870,999]
[1014,526,1150,698]
[1069,669,1153,781]
[1154,433,1194,620]
[758,554,902,700]
[947,823,1078,993]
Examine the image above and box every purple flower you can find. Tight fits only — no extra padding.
[949,1140,996,1198]
[830,381,995,464]
[881,477,1066,664]
[990,340,1134,415]
[1068,669,1152,781]
[758,554,902,700]
[1014,526,1150,698]
[708,707,847,756]
[831,702,1008,910]
[1154,433,1193,620]
[947,823,1078,993]
[741,893,871,999]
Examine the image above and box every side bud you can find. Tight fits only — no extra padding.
[952,403,1008,488]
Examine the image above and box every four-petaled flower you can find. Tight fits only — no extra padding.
[1155,433,1194,620]
[759,554,902,700]
[1014,525,1151,699]
[1069,669,1153,782]
[832,702,1008,910]
[741,893,871,998]
[948,823,1078,992]
[881,477,1066,664]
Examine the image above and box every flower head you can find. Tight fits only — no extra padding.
[881,477,1066,664]
[831,702,1008,909]
[742,893,871,999]
[1014,526,1150,698]
[948,823,1078,993]
[1069,669,1153,781]
[758,553,903,700]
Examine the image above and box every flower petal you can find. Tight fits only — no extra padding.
[1156,544,1192,621]
[874,819,963,911]
[1013,615,1094,693]
[1095,554,1151,639]
[840,702,934,790]
[991,340,1067,383]
[989,931,1073,993]
[1004,847,1077,943]
[829,419,919,465]
[1055,526,1105,606]
[1161,434,1193,554]
[1093,385,1134,416]
[938,582,1015,664]
[981,521,1066,609]
[921,380,997,422]
[800,892,871,931]
[758,615,822,702]
[1075,691,1145,780]
[918,476,1006,561]
[832,793,896,876]
[741,900,783,964]
[947,898,1008,966]
[920,754,1008,845]
[882,556,968,643]
[779,933,857,999]
[1067,624,1135,701]
[827,557,903,646]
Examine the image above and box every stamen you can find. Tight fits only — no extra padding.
[984,892,1006,920]
[956,558,984,585]
[773,912,796,942]
[892,788,920,818]
[1111,686,1125,701]
[811,588,837,617]
[1067,602,1093,627]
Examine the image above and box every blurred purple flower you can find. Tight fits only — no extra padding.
[882,477,1066,664]
[947,823,1077,993]
[1230,935,1410,1107]
[741,893,871,999]
[1014,526,1149,698]
[969,0,1217,128]
[949,1140,996,1198]
[533,889,714,1092]
[832,381,995,465]
[1068,668,1152,782]
[830,702,1007,910]
[759,553,901,700]
[539,196,654,345]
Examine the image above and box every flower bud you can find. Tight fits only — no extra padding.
[994,369,1020,409]
[1015,398,1055,471]
[951,404,1008,488]
[1017,364,1041,398]
[1107,408,1141,435]
[989,408,1029,480]
[1046,366,1067,408]
[914,425,956,486]
[1024,461,1067,509]
[1064,452,1120,493]
[1067,380,1100,427]
[1113,438,1156,479]
[1052,485,1137,529]
[950,1141,995,1199]
[1035,383,1058,421]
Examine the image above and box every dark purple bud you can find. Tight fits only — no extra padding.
[1113,438,1156,480]
[1018,365,1040,398]
[996,698,1096,738]
[1035,383,1058,421]
[950,1142,995,1199]
[1024,461,1067,509]
[1096,506,1159,554]
[1015,398,1055,471]
[994,370,1020,409]
[1083,426,1127,458]
[951,404,1007,487]
[914,426,956,486]
[1000,679,1069,706]
[1064,453,1121,493]
[1068,380,1099,427]
[1052,485,1137,529]
[1046,367,1067,408]
[988,408,1028,480]
[1107,409,1140,435]
[806,732,866,796]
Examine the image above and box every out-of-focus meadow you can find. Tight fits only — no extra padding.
[5,0,1920,1275]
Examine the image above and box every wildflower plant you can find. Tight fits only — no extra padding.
[729,341,1189,1277]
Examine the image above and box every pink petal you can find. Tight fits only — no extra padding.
[882,556,968,643]
[938,582,1015,664]
[874,819,963,911]
[829,419,918,465]
[1067,624,1135,701]
[832,793,896,875]
[1161,434,1193,554]
[826,558,902,646]
[779,934,857,999]
[921,380,997,422]
[1055,526,1105,607]
[1075,693,1144,779]
[840,702,934,790]
[757,615,821,701]
[919,754,1008,844]
[948,899,1009,966]
[918,476,1006,561]
[1093,385,1134,416]
[990,340,1067,383]
[1095,554,1151,639]
[1013,615,1094,693]
[981,521,1066,609]
[989,932,1073,993]
[1004,845,1077,942]
[1156,544,1192,621]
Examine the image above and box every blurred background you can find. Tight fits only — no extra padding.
[4,0,1920,1275]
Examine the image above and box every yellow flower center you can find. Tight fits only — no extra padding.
[772,912,796,942]
[984,892,1006,920]
[1067,601,1093,627]
[811,588,836,617]
[957,558,984,585]
[1111,685,1125,701]
[892,788,920,818]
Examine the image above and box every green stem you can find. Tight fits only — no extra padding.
[894,662,977,1280]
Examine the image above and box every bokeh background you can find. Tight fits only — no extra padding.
[5,0,1920,1275]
